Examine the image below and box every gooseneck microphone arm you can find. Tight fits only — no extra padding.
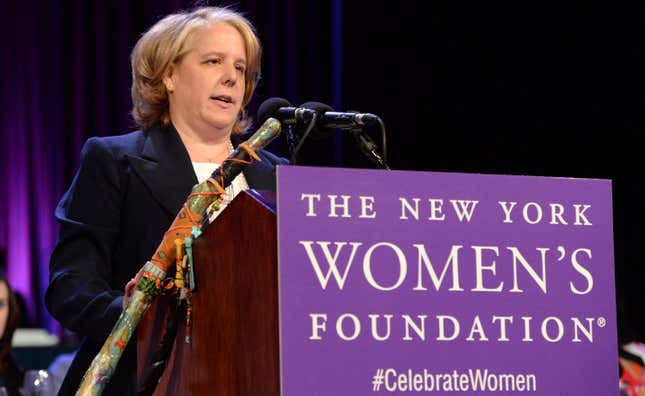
[352,128,390,170]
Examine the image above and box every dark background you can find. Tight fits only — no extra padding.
[0,1,643,343]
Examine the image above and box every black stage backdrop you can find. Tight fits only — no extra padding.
[0,1,643,342]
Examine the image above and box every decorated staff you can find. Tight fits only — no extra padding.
[76,118,281,396]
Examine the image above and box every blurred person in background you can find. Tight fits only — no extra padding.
[0,274,24,396]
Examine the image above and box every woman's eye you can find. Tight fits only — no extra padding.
[206,59,221,65]
[235,65,246,73]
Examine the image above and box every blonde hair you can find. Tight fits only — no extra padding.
[131,6,262,134]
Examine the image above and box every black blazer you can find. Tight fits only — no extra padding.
[45,123,287,395]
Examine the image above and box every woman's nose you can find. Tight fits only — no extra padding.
[221,63,238,86]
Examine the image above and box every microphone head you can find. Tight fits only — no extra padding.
[300,101,334,138]
[257,97,292,125]
[300,101,333,113]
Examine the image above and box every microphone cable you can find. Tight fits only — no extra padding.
[290,111,319,164]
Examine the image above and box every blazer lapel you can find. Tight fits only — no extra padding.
[127,123,197,216]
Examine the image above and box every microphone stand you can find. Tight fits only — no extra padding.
[286,124,298,164]
[351,128,390,170]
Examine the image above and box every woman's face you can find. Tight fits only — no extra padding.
[166,22,247,136]
[0,281,9,338]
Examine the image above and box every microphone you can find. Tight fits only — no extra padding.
[257,97,380,131]
[301,101,389,170]
[256,97,317,164]
[300,101,380,129]
[256,98,388,168]
[257,97,316,125]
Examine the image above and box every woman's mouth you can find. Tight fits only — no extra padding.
[211,95,233,104]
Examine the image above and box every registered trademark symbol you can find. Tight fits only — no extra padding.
[597,317,606,327]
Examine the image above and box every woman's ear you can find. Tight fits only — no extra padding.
[163,65,175,93]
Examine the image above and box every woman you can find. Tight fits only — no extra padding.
[45,7,287,395]
[0,275,23,396]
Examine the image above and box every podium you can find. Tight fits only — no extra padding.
[137,190,280,395]
[135,166,618,395]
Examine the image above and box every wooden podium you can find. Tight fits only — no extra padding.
[137,190,280,395]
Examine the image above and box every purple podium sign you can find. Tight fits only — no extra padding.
[277,166,617,395]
